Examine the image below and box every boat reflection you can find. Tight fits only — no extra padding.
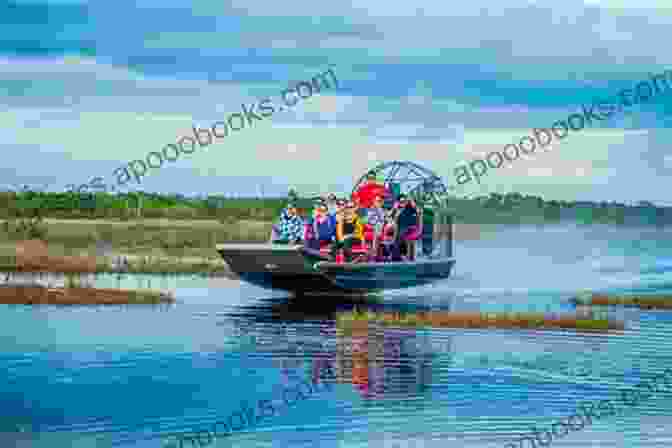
[333,320,436,400]
[230,295,625,402]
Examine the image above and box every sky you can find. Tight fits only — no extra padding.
[3,0,672,204]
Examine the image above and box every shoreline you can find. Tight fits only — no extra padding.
[0,254,237,278]
[0,220,489,276]
[0,238,237,277]
[0,284,175,305]
[336,310,625,332]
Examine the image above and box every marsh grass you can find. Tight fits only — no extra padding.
[336,310,620,332]
[0,218,270,253]
[0,217,263,275]
[0,284,175,305]
[577,294,672,310]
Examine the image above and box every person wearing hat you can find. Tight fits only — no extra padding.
[325,193,338,216]
[276,202,304,244]
[352,170,389,210]
[367,195,386,260]
[331,200,364,262]
[304,200,320,249]
[305,200,336,250]
[287,187,299,203]
[390,193,420,260]
[334,198,347,220]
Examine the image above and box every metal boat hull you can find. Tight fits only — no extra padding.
[216,243,455,294]
[315,258,455,291]
[216,244,353,293]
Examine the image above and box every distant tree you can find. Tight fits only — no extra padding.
[506,192,523,202]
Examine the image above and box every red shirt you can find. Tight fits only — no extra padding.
[353,182,389,208]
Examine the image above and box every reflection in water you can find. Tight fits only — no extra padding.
[0,286,652,448]
[231,296,445,404]
[334,320,436,401]
[230,294,626,409]
[231,296,456,406]
[4,224,672,448]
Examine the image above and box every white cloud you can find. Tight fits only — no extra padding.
[4,0,672,201]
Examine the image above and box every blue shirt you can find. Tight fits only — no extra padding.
[367,207,385,227]
[314,216,336,241]
[278,209,304,240]
[397,205,418,231]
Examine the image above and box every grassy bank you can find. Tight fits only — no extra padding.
[573,293,672,310]
[3,190,672,225]
[1,218,272,252]
[0,218,490,275]
[0,218,272,275]
[336,309,624,332]
[3,188,665,275]
[0,285,174,305]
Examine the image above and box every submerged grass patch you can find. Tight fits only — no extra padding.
[574,293,672,309]
[337,310,623,332]
[0,285,174,305]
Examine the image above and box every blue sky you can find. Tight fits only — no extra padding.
[3,0,672,204]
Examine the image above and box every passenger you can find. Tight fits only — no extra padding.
[325,193,338,216]
[353,170,389,210]
[331,200,364,262]
[392,194,420,261]
[326,200,338,232]
[367,195,386,260]
[308,201,336,250]
[353,193,367,221]
[304,201,321,250]
[276,203,304,244]
[287,187,299,203]
[378,211,397,261]
[335,198,347,219]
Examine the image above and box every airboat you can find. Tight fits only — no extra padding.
[216,161,456,294]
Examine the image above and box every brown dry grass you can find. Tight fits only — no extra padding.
[589,294,672,309]
[338,310,624,332]
[1,239,231,275]
[14,239,101,273]
[0,285,174,305]
[0,219,486,275]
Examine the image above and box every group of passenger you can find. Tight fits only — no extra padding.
[273,171,422,263]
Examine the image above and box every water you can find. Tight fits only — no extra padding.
[1,224,671,448]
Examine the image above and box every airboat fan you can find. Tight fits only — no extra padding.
[351,161,450,207]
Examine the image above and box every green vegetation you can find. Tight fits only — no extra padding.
[1,190,669,225]
[336,309,620,332]
[0,218,270,276]
[2,208,48,240]
[0,190,314,221]
[0,189,668,275]
[0,284,175,305]
[444,193,670,225]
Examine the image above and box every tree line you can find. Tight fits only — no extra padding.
[0,189,670,225]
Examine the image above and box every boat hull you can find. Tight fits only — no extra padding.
[215,244,354,293]
[315,258,456,291]
[216,243,456,294]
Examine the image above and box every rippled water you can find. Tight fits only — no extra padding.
[2,224,671,448]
